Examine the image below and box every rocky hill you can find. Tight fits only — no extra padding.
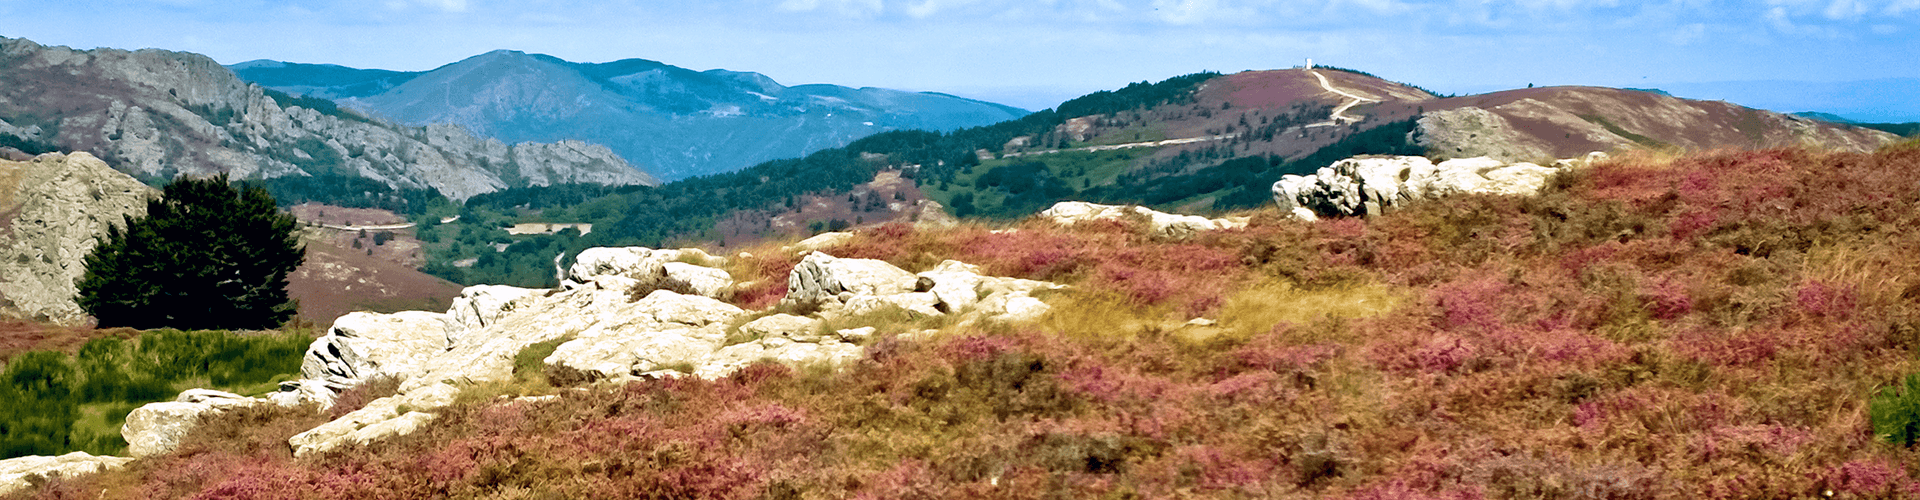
[0,151,465,327]
[0,37,656,201]
[230,51,1029,180]
[913,68,1899,217]
[0,152,151,326]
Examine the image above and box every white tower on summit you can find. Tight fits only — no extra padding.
[1305,58,1314,70]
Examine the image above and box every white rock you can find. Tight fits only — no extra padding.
[843,292,945,318]
[1040,201,1244,239]
[740,314,826,342]
[347,411,435,446]
[918,262,989,312]
[0,452,134,496]
[784,252,916,305]
[663,261,734,298]
[271,379,336,408]
[289,382,460,457]
[785,232,856,253]
[993,294,1051,323]
[122,401,221,458]
[569,247,723,283]
[175,388,261,406]
[301,311,453,386]
[836,326,878,342]
[446,285,546,335]
[1274,154,1594,219]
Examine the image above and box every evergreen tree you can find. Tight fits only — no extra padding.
[76,174,305,330]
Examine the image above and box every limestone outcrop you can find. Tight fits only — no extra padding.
[0,152,154,325]
[1271,154,1603,220]
[261,246,1063,457]
[0,452,133,495]
[1040,201,1249,239]
[301,311,455,390]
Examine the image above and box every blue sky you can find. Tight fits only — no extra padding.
[2,0,1917,112]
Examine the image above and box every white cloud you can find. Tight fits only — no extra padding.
[1822,0,1867,19]
[779,0,884,15]
[1665,22,1706,45]
[904,0,980,18]
[421,0,468,13]
[1888,0,1920,14]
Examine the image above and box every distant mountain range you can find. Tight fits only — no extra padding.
[230,51,1030,180]
[0,37,656,201]
[1606,79,1920,124]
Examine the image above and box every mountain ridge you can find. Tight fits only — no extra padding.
[0,37,658,201]
[230,51,1030,180]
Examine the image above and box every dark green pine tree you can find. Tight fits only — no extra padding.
[76,174,305,330]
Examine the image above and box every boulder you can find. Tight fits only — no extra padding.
[446,285,545,334]
[301,311,454,386]
[843,292,944,318]
[982,293,1052,323]
[122,402,220,458]
[289,382,461,457]
[836,326,878,342]
[271,379,337,408]
[1273,154,1589,218]
[542,290,746,377]
[347,411,435,447]
[739,314,826,342]
[784,252,916,306]
[0,452,134,495]
[663,262,734,298]
[1040,201,1246,239]
[175,389,261,407]
[917,260,990,312]
[121,389,274,458]
[784,232,855,253]
[569,247,724,283]
[694,338,864,379]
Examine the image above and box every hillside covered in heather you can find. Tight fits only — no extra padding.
[8,142,1920,499]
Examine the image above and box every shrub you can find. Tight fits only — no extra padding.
[76,174,305,330]
[1871,373,1920,447]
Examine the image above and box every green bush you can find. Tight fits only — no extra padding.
[76,174,305,330]
[1872,373,1920,446]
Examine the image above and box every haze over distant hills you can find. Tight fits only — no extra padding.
[231,51,1030,180]
[1650,79,1920,124]
[1451,79,1920,124]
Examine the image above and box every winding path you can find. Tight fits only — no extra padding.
[310,222,416,231]
[1305,69,1380,127]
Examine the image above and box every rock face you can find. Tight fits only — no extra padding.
[1272,154,1601,219]
[0,152,153,325]
[266,245,1064,457]
[0,452,133,495]
[0,37,656,201]
[1040,201,1249,239]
